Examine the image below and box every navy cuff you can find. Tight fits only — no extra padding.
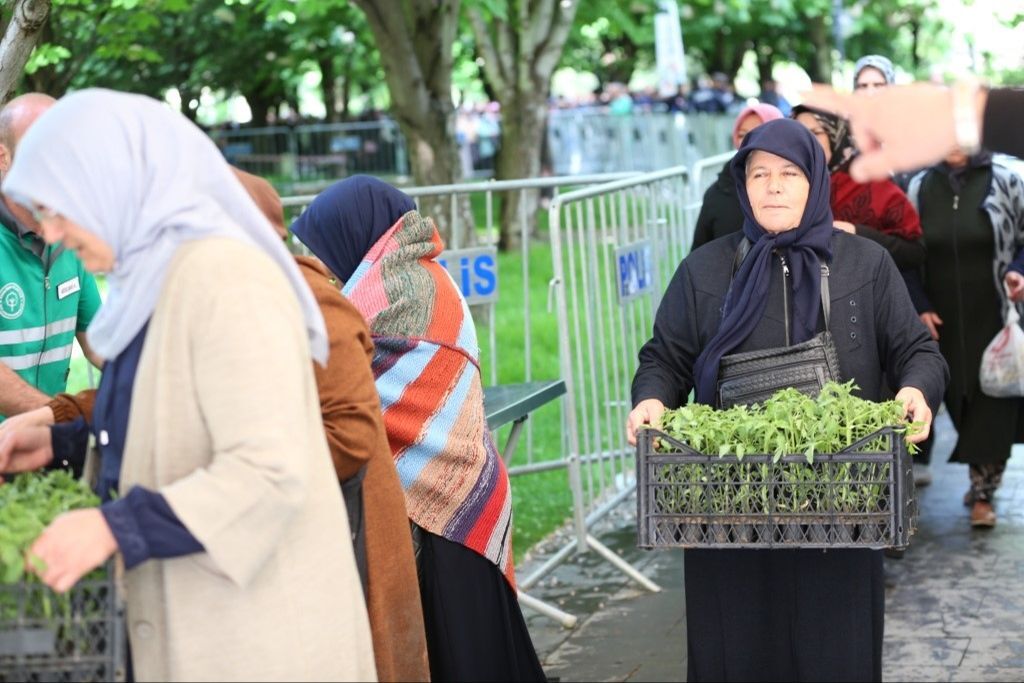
[101,493,149,570]
[100,487,203,570]
[48,417,89,477]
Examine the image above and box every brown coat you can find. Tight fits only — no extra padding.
[295,255,430,683]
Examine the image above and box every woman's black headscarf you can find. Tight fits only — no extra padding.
[291,175,417,283]
[692,118,835,405]
[791,104,856,174]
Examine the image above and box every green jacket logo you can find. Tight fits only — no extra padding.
[0,282,25,320]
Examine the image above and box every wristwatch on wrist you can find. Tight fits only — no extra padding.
[952,78,982,155]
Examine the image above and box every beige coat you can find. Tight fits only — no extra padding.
[117,239,376,682]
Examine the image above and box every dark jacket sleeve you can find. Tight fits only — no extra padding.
[873,252,949,410]
[854,224,927,271]
[982,88,1024,159]
[900,270,934,314]
[48,417,90,477]
[631,259,702,408]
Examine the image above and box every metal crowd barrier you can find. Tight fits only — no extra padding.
[210,119,410,185]
[546,111,734,176]
[523,165,700,614]
[209,113,734,190]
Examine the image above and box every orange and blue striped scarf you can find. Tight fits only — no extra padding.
[343,210,515,586]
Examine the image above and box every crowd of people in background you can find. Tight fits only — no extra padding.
[548,72,792,117]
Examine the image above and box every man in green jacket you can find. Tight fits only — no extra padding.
[0,93,102,422]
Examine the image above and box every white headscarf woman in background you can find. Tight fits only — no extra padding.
[0,89,376,682]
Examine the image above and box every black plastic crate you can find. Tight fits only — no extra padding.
[0,569,125,682]
[636,426,917,549]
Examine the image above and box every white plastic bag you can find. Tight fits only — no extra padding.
[979,298,1024,398]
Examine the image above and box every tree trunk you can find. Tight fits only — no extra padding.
[396,109,475,247]
[248,95,273,127]
[0,0,51,102]
[755,43,774,85]
[319,56,338,123]
[807,15,832,83]
[352,0,471,247]
[495,90,547,251]
[467,0,579,251]
[910,16,921,71]
[339,57,352,121]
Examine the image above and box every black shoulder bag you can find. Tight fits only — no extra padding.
[716,239,842,408]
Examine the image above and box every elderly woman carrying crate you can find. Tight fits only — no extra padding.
[627,119,948,682]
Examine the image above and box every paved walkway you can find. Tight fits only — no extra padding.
[520,410,1024,681]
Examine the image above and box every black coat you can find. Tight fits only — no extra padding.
[634,230,948,411]
[691,163,743,251]
[916,164,1024,464]
[632,230,949,682]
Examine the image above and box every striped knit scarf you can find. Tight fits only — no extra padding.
[343,210,515,586]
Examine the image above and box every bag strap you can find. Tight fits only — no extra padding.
[820,264,831,332]
[731,237,751,275]
[731,238,831,333]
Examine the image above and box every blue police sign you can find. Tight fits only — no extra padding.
[615,240,654,304]
[437,247,499,305]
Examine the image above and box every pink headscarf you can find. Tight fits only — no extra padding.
[731,103,784,149]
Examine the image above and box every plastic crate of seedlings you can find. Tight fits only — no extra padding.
[636,382,918,550]
[0,472,126,682]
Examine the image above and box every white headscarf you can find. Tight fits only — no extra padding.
[2,89,328,364]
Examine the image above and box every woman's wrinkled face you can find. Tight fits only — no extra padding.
[28,205,115,273]
[745,150,810,234]
[733,113,764,150]
[854,66,888,94]
[795,112,832,165]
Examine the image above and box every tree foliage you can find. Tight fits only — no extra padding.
[560,0,656,88]
[16,0,385,123]
[679,0,949,86]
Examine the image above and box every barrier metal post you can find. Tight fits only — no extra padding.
[538,165,695,596]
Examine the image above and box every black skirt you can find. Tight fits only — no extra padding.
[684,548,883,682]
[415,527,546,682]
